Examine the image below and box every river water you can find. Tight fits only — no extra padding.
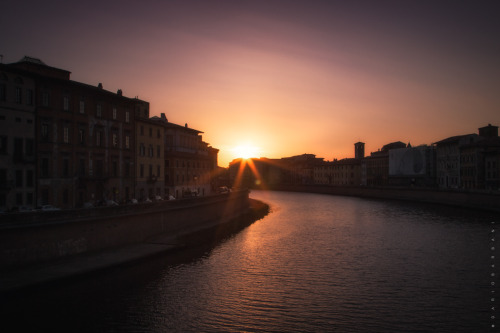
[2,190,498,332]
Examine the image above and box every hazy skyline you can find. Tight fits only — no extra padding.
[2,0,499,166]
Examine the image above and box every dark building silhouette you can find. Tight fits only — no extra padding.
[362,141,406,186]
[1,56,220,210]
[459,124,500,190]
[152,114,219,199]
[0,63,36,211]
[388,145,436,187]
[8,57,142,208]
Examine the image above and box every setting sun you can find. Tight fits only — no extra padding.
[232,144,260,160]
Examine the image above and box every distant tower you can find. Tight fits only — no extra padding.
[354,142,365,159]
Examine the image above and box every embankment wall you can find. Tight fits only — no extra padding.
[267,185,500,213]
[0,191,250,268]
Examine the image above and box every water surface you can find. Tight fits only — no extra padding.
[2,190,496,332]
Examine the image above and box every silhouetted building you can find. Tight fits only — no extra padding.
[153,115,219,198]
[281,154,324,185]
[362,141,406,186]
[4,57,142,208]
[0,64,36,211]
[314,143,362,186]
[459,124,500,190]
[435,134,479,189]
[388,145,436,187]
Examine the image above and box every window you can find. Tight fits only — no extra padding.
[79,129,85,145]
[112,107,117,120]
[112,133,118,147]
[0,169,6,186]
[149,165,153,177]
[16,193,23,206]
[149,127,152,137]
[63,159,69,177]
[0,136,7,154]
[112,161,118,177]
[124,160,130,177]
[140,126,144,135]
[157,129,161,138]
[16,170,23,187]
[0,84,5,101]
[140,164,144,177]
[41,158,49,177]
[149,145,153,157]
[157,165,161,178]
[140,143,145,156]
[96,131,102,147]
[125,135,130,149]
[14,138,23,157]
[63,96,69,111]
[42,92,49,107]
[79,100,85,114]
[63,126,69,143]
[15,87,22,104]
[157,145,160,157]
[41,124,49,140]
[63,189,69,205]
[26,193,33,206]
[25,139,34,156]
[96,104,102,117]
[79,159,85,176]
[22,92,32,108]
[125,111,129,123]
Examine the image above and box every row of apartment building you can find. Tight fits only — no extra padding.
[0,57,219,211]
[229,124,500,191]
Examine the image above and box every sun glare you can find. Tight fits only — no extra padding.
[233,144,259,160]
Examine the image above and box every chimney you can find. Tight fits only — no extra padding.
[117,89,122,96]
[98,83,103,89]
[161,113,167,122]
[185,123,188,128]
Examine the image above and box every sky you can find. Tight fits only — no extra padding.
[2,0,499,166]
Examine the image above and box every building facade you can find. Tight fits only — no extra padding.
[459,125,500,190]
[135,116,164,201]
[314,143,364,186]
[0,64,36,211]
[362,141,406,186]
[153,114,219,199]
[5,57,142,208]
[388,145,436,187]
[435,134,479,189]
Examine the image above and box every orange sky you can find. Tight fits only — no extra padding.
[3,1,500,166]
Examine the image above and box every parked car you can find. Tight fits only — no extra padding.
[154,195,163,201]
[41,205,61,211]
[217,186,230,194]
[106,200,119,207]
[83,202,94,209]
[168,195,176,200]
[182,190,198,198]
